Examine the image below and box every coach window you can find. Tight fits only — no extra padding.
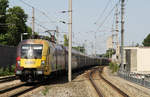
[47,47,50,55]
[49,47,50,54]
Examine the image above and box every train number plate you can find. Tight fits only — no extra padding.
[25,61,35,64]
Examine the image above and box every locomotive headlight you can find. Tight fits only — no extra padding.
[41,60,45,66]
[17,61,20,66]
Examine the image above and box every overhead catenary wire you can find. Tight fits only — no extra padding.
[20,0,61,36]
[20,0,33,8]
[96,0,121,33]
[34,21,49,31]
[19,0,69,37]
[20,0,56,24]
[94,0,112,24]
[27,18,49,31]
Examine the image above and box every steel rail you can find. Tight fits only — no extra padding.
[0,75,18,83]
[0,82,42,97]
[0,82,26,94]
[99,67,129,97]
[10,84,41,97]
[89,69,104,97]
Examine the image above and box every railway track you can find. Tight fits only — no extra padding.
[89,66,129,97]
[0,75,19,83]
[89,68,104,97]
[0,69,86,97]
[0,82,42,97]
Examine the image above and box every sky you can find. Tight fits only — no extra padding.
[9,0,150,55]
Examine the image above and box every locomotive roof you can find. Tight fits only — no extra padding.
[19,39,49,45]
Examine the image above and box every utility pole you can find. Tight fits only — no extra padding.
[120,0,125,70]
[94,32,96,56]
[115,5,119,46]
[115,5,119,61]
[112,22,114,49]
[68,0,72,82]
[56,26,59,44]
[20,1,35,36]
[112,4,119,60]
[32,7,35,35]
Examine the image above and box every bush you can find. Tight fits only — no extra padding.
[109,62,113,70]
[109,62,119,73]
[42,86,49,96]
[0,64,15,76]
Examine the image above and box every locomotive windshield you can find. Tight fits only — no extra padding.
[21,44,43,59]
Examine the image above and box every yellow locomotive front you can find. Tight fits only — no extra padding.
[15,39,51,82]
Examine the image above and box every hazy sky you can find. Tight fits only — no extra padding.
[9,0,150,54]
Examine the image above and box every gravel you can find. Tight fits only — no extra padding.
[25,66,150,97]
[31,72,97,97]
[102,67,150,97]
[0,80,21,89]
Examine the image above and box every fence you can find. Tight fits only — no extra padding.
[0,45,17,69]
[118,71,150,89]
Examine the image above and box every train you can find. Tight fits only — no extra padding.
[15,39,109,82]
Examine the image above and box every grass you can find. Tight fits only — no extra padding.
[0,65,15,76]
[42,86,49,96]
[109,62,119,73]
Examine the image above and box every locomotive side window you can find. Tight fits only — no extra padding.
[21,44,43,59]
[47,47,50,55]
[49,47,50,54]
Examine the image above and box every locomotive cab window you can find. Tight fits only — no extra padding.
[21,44,43,59]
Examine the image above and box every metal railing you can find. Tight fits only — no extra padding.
[118,71,150,89]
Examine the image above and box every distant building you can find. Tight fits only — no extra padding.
[106,36,113,50]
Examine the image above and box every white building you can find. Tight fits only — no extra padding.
[106,36,113,50]
[121,46,150,74]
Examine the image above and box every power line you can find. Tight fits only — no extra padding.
[20,0,56,24]
[20,0,32,8]
[96,0,121,32]
[34,21,49,30]
[94,0,112,24]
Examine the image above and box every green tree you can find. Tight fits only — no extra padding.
[23,26,32,39]
[63,34,85,53]
[0,1,31,46]
[103,48,115,58]
[6,6,28,45]
[142,34,150,46]
[72,46,85,53]
[0,0,8,34]
[135,43,139,47]
[64,34,68,46]
[0,34,7,45]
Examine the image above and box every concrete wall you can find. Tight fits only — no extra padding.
[125,49,131,71]
[130,49,137,71]
[125,47,150,72]
[137,48,150,71]
[125,49,137,72]
[0,45,16,68]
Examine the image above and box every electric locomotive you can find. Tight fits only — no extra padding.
[15,39,53,82]
[15,39,108,82]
